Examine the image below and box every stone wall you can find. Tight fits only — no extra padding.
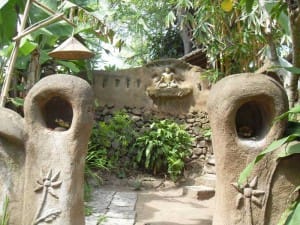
[95,104,212,171]
[92,59,213,179]
[92,59,210,114]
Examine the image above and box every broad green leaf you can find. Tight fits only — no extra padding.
[57,60,80,73]
[275,105,300,122]
[277,201,298,225]
[286,201,300,225]
[19,39,38,56]
[284,67,300,75]
[0,1,18,44]
[9,97,24,107]
[278,143,300,158]
[238,134,300,185]
[39,50,51,65]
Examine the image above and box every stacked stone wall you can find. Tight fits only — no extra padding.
[95,105,212,165]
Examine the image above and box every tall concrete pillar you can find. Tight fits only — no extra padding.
[207,73,299,225]
[22,74,94,225]
[0,107,25,225]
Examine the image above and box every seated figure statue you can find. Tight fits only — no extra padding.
[156,67,178,88]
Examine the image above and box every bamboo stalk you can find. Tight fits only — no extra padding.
[0,0,32,107]
[32,0,76,27]
[13,13,64,41]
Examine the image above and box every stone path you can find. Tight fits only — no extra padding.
[85,188,137,225]
[85,184,214,225]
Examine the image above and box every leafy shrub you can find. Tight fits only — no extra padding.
[133,119,193,181]
[85,111,136,178]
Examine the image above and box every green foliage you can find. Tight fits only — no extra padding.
[84,205,93,216]
[134,119,192,181]
[86,111,137,178]
[97,215,107,224]
[0,196,9,225]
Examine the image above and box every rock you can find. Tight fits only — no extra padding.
[132,108,142,115]
[207,156,215,165]
[198,140,207,148]
[197,187,215,200]
[131,115,141,122]
[202,123,210,129]
[107,104,114,109]
[194,148,203,155]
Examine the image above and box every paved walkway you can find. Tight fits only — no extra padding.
[85,188,137,225]
[85,185,214,225]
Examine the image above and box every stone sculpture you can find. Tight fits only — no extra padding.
[0,74,94,225]
[147,66,193,98]
[208,73,300,225]
[156,67,178,88]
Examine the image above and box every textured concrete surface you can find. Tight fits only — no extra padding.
[85,188,137,225]
[135,187,214,225]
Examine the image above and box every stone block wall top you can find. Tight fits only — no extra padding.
[93,59,209,115]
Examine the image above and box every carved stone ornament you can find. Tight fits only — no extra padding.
[147,67,192,98]
[231,176,265,225]
[33,169,62,225]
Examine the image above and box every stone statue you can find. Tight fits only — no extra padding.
[156,67,178,88]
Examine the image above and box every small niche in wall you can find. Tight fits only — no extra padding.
[115,79,120,87]
[42,96,73,131]
[102,78,108,88]
[126,78,130,88]
[235,101,270,140]
[137,79,141,88]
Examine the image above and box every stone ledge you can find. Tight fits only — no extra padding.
[146,86,192,98]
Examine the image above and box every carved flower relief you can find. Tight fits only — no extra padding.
[35,169,62,198]
[231,176,265,225]
[231,176,265,209]
[33,169,62,225]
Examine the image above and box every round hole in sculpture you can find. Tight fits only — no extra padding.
[235,101,270,140]
[42,96,73,131]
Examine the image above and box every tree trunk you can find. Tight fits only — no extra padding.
[26,49,40,94]
[176,8,193,54]
[287,3,300,107]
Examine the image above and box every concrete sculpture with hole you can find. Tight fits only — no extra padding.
[0,74,94,225]
[208,73,300,225]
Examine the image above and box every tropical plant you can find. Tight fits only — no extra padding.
[134,119,193,181]
[85,110,137,179]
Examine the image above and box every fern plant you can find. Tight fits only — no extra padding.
[134,119,193,181]
[85,111,136,178]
